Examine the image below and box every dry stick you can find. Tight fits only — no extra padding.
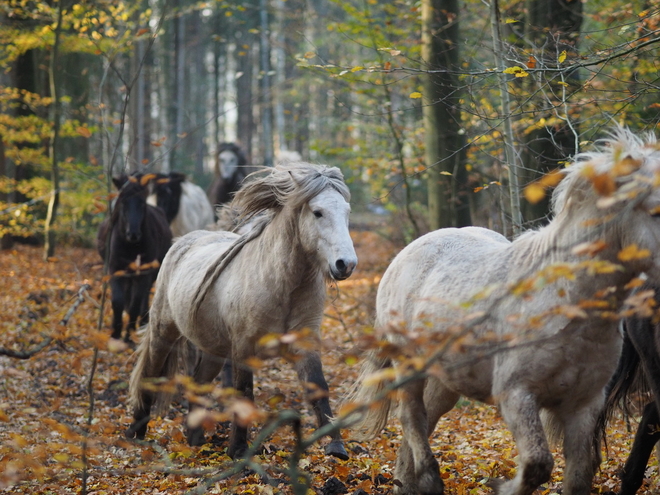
[0,283,92,359]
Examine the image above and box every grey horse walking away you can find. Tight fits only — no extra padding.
[347,128,660,495]
[127,162,357,460]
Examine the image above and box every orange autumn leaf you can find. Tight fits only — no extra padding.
[618,244,651,262]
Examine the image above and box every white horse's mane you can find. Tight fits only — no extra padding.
[231,161,351,221]
[551,127,659,217]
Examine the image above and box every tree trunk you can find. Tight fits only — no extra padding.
[259,0,274,166]
[422,0,471,230]
[44,0,64,260]
[236,16,256,162]
[520,0,582,226]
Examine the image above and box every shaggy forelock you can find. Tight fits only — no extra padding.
[551,127,659,216]
[231,161,350,219]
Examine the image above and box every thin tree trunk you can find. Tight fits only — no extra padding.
[259,0,274,166]
[490,0,523,236]
[44,0,64,260]
[236,8,256,161]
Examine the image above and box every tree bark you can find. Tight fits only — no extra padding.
[520,0,582,226]
[236,2,257,162]
[44,0,64,260]
[422,0,471,230]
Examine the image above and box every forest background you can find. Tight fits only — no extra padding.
[1,0,659,493]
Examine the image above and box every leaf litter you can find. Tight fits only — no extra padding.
[0,233,657,493]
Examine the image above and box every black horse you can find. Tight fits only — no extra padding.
[207,142,249,206]
[600,283,660,495]
[97,174,172,342]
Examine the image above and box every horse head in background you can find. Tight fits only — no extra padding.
[208,142,249,206]
[148,172,215,238]
[97,173,172,342]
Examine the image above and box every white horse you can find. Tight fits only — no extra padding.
[127,162,358,460]
[148,172,215,238]
[348,128,660,495]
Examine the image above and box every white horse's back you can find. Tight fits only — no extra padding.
[351,128,660,495]
[169,182,215,237]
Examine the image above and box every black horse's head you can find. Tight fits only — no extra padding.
[113,174,151,243]
[152,172,186,223]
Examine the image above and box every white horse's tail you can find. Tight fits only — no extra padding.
[343,351,394,440]
[128,323,187,415]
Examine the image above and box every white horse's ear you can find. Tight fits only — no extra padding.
[288,170,301,186]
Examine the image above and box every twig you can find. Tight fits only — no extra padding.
[0,283,92,359]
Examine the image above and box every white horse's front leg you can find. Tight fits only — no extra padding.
[561,401,602,495]
[395,377,444,495]
[496,388,554,495]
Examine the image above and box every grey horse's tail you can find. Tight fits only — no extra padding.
[342,351,394,440]
[128,324,187,415]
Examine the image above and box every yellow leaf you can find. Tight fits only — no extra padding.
[409,92,422,99]
[618,244,651,262]
[304,51,315,59]
[503,66,529,77]
[77,126,92,138]
[53,453,69,463]
[440,171,452,176]
[558,50,567,63]
[524,183,546,204]
[351,66,364,72]
[504,18,519,23]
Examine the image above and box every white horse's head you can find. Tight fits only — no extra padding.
[301,187,358,281]
[219,149,239,180]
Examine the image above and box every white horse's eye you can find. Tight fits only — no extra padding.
[313,210,323,218]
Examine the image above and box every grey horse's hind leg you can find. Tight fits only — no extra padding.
[496,388,553,495]
[227,357,254,459]
[561,402,602,495]
[126,319,181,440]
[187,350,228,446]
[394,377,446,495]
[394,376,459,495]
[294,351,348,460]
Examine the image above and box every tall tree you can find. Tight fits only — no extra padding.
[44,0,64,259]
[519,0,583,225]
[422,0,471,230]
[235,3,258,162]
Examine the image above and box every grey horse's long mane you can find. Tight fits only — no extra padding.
[551,127,659,217]
[231,161,350,221]
[189,161,350,324]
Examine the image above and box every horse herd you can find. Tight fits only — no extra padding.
[99,131,660,495]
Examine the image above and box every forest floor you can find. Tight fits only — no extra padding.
[0,229,657,494]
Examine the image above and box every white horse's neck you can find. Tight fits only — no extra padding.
[245,206,324,294]
[512,208,632,299]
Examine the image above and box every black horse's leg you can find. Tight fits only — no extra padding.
[109,277,125,340]
[619,402,660,495]
[187,351,226,446]
[227,358,254,459]
[125,275,149,343]
[294,351,348,460]
[623,310,660,495]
